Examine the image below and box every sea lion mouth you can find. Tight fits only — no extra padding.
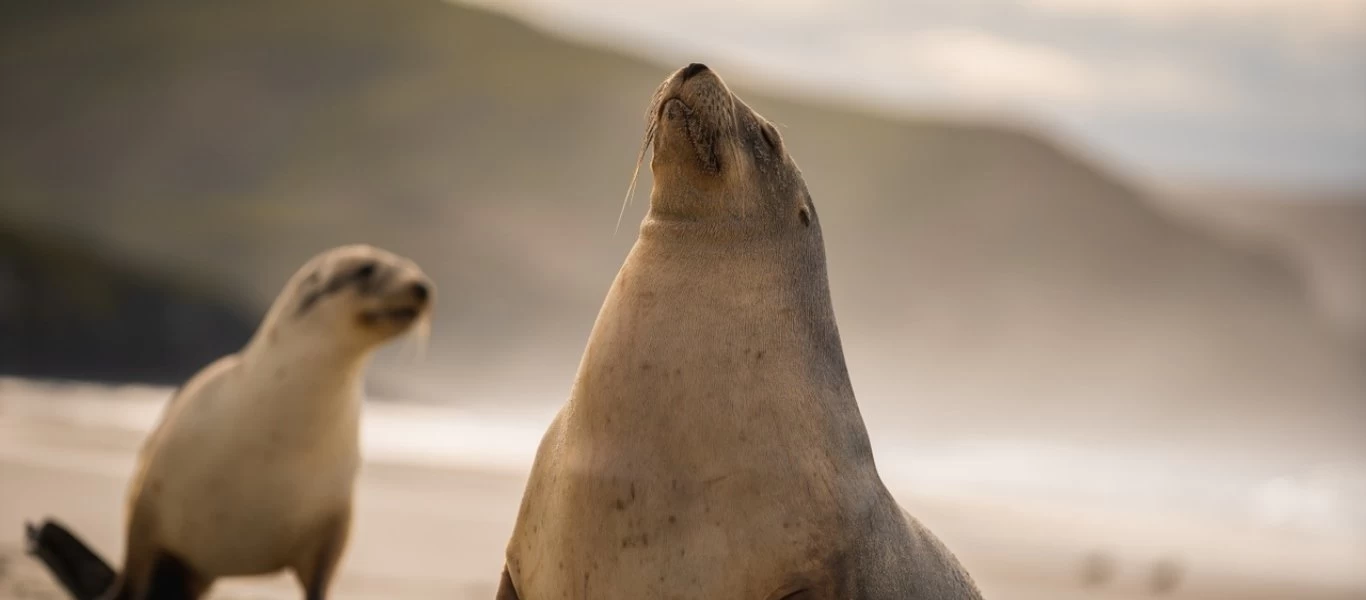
[360,305,422,326]
[654,93,720,173]
[659,96,689,122]
[359,277,432,328]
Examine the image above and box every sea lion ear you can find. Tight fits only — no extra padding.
[798,189,814,227]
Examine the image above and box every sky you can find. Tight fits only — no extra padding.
[459,0,1366,193]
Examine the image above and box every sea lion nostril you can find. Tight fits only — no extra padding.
[409,282,430,302]
[680,63,709,81]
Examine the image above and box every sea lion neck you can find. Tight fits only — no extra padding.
[567,206,878,487]
[606,207,859,407]
[637,212,790,250]
[641,180,815,243]
[242,315,374,370]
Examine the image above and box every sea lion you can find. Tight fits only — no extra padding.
[496,63,984,599]
[27,244,434,600]
[1148,557,1185,595]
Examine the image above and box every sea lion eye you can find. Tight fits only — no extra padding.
[353,262,376,280]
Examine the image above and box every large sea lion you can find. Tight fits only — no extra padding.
[25,244,435,600]
[497,63,984,599]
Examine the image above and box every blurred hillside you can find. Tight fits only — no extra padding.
[1,0,1362,465]
[0,226,255,385]
[1152,185,1366,344]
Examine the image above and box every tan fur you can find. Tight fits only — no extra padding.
[107,244,434,600]
[498,65,984,599]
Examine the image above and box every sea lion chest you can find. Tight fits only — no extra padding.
[145,372,362,575]
[513,427,864,599]
[509,247,875,598]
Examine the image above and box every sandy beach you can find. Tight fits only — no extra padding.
[1,417,520,600]
[3,380,1364,600]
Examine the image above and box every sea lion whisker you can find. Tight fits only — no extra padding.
[614,80,674,236]
[399,311,433,364]
[615,119,657,236]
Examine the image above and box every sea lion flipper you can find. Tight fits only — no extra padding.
[291,508,352,600]
[495,565,521,600]
[142,553,207,600]
[23,518,118,600]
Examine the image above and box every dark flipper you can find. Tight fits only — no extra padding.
[144,553,204,600]
[495,565,520,600]
[23,519,117,600]
[24,518,204,600]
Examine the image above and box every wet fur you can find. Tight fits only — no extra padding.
[500,66,983,599]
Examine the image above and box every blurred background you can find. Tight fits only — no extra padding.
[1,0,1363,598]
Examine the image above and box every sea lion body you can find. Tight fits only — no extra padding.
[499,65,982,599]
[109,244,434,600]
[131,355,361,576]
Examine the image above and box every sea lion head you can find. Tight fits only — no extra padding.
[261,244,435,352]
[643,63,816,235]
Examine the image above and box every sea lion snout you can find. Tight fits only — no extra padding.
[649,63,737,183]
[361,271,434,327]
[408,280,430,303]
[645,64,809,227]
[390,275,434,312]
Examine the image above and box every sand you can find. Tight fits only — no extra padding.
[1,418,517,600]
[3,383,1365,600]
